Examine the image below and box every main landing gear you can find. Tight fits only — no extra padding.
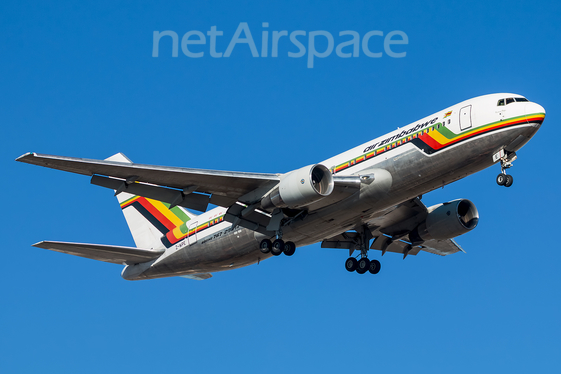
[345,256,381,275]
[344,225,381,275]
[496,151,516,188]
[259,239,296,257]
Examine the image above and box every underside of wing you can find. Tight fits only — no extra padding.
[322,198,467,258]
[33,241,164,265]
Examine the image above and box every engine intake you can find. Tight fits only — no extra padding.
[261,164,334,210]
[409,199,479,243]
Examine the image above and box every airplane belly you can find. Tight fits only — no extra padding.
[130,226,271,279]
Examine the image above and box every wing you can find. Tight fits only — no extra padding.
[16,152,281,210]
[33,241,164,265]
[17,152,363,235]
[321,198,464,257]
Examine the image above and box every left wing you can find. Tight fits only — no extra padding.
[16,152,281,211]
[17,152,364,235]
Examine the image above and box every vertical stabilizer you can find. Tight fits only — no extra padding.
[106,153,198,249]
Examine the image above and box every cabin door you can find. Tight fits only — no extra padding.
[188,221,198,245]
[459,105,472,131]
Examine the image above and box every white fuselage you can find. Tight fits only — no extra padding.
[123,93,545,280]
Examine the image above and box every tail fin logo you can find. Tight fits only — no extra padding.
[120,196,191,235]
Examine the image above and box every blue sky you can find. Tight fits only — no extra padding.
[2,1,560,372]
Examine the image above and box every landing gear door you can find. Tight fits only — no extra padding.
[459,105,472,131]
[188,221,198,245]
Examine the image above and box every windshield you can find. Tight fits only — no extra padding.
[498,97,529,106]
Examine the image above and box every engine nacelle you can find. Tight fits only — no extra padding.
[261,164,334,210]
[409,199,479,243]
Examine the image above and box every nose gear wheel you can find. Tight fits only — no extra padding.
[496,151,516,188]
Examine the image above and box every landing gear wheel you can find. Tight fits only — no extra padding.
[345,257,358,272]
[283,241,296,256]
[259,239,272,254]
[369,260,381,274]
[504,174,513,187]
[271,239,284,256]
[496,174,506,186]
[356,258,371,274]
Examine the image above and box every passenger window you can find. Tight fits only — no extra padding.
[506,98,515,105]
[498,99,505,106]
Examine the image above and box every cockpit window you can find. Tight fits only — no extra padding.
[498,97,529,106]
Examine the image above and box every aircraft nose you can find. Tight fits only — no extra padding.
[526,102,546,118]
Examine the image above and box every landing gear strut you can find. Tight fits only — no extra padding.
[344,225,382,275]
[496,151,516,188]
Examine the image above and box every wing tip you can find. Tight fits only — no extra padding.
[32,241,48,249]
[15,152,38,163]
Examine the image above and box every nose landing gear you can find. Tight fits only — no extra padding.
[496,151,516,188]
[496,173,513,187]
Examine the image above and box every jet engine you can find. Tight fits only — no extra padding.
[409,199,479,243]
[261,164,334,210]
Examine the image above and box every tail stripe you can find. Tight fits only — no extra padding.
[120,196,191,224]
[121,196,190,235]
[149,200,184,228]
[127,200,169,235]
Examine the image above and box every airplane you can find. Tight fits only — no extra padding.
[16,93,545,280]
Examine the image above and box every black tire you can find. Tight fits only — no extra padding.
[504,174,513,187]
[259,239,272,254]
[369,260,381,274]
[271,239,284,256]
[283,241,296,256]
[356,258,370,274]
[496,173,506,186]
[345,257,358,272]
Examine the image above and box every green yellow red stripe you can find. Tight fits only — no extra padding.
[164,215,225,247]
[329,112,544,174]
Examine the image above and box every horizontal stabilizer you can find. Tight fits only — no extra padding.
[33,241,164,265]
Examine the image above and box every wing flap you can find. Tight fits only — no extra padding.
[419,238,464,256]
[321,232,360,250]
[180,273,213,280]
[33,241,164,265]
[91,175,213,211]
